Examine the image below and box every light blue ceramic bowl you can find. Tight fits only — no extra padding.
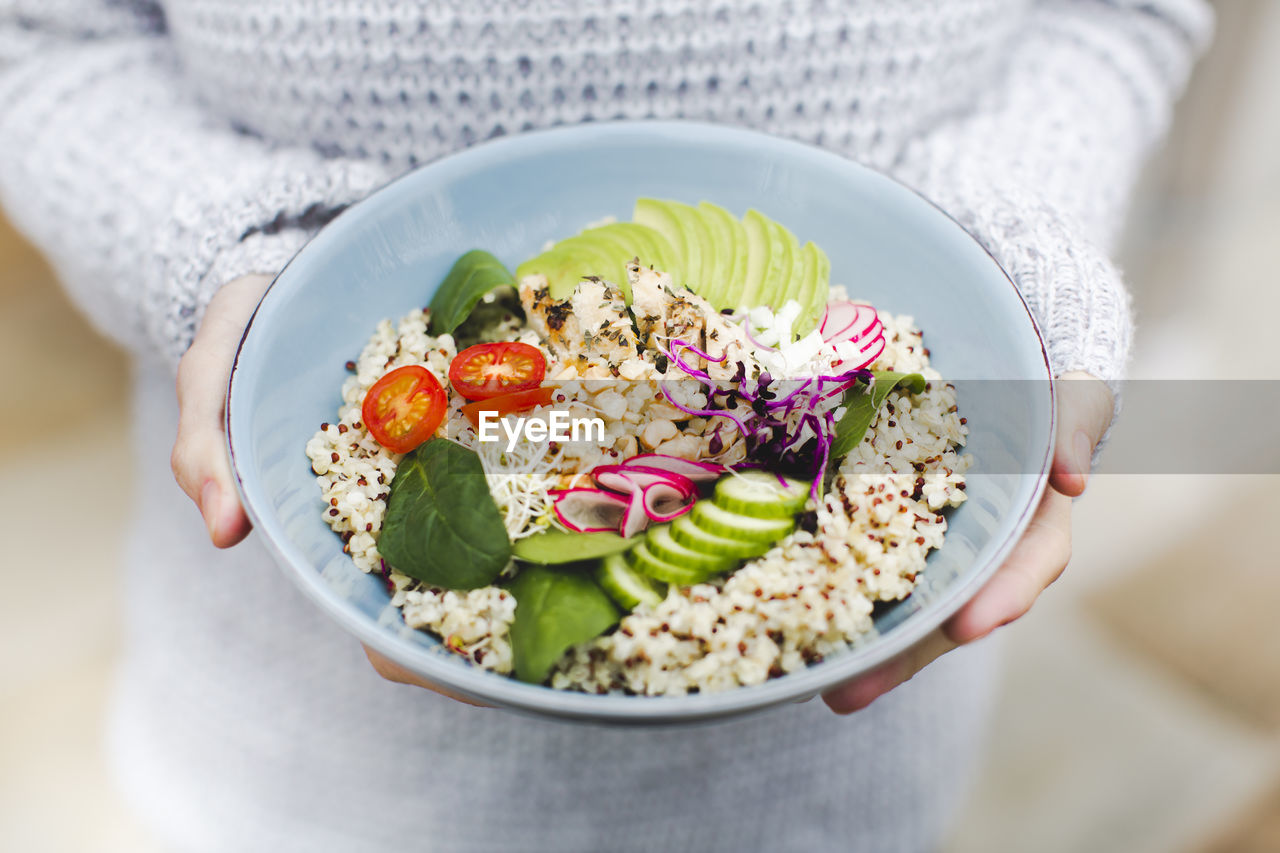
[227,121,1054,724]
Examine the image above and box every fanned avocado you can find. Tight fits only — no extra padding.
[739,208,773,311]
[516,237,620,300]
[695,201,743,309]
[514,200,831,330]
[580,223,680,281]
[633,199,689,290]
[516,223,677,301]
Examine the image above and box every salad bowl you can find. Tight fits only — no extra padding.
[227,121,1054,723]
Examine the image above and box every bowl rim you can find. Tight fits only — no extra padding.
[226,119,1055,724]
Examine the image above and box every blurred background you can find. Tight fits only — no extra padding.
[1,2,1277,850]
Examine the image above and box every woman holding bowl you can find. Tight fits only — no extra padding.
[0,2,1207,850]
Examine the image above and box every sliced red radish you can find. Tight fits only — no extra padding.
[620,489,650,538]
[822,302,881,346]
[820,301,858,338]
[842,312,880,343]
[643,481,696,522]
[864,336,887,364]
[592,465,696,498]
[845,311,879,344]
[588,462,701,535]
[620,454,723,483]
[855,316,884,346]
[822,305,865,341]
[850,335,886,369]
[552,488,629,533]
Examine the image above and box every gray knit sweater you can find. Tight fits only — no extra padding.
[0,2,1209,851]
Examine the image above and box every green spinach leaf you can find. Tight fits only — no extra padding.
[379,439,511,589]
[507,565,620,684]
[512,530,634,565]
[830,371,927,461]
[427,250,517,336]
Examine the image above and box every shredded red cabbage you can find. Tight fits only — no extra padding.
[665,339,717,388]
[664,338,872,501]
[672,339,728,364]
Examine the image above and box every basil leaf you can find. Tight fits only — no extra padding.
[512,530,634,565]
[379,439,511,589]
[830,371,927,461]
[507,565,620,684]
[427,250,517,336]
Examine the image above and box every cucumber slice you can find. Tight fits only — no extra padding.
[595,553,666,610]
[692,501,795,542]
[631,542,721,587]
[671,514,772,560]
[713,470,810,519]
[646,524,737,575]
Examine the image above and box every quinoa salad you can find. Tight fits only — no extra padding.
[305,199,969,695]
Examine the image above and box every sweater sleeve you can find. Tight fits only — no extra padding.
[0,1,390,368]
[891,0,1213,384]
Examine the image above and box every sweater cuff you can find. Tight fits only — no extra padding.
[146,155,390,368]
[903,173,1133,388]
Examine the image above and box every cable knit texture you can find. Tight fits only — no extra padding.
[0,2,1209,851]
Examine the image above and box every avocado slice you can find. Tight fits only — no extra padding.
[761,217,795,311]
[591,222,682,281]
[739,209,773,311]
[639,222,684,281]
[625,202,825,321]
[634,199,689,290]
[666,200,714,298]
[694,201,743,310]
[791,242,822,335]
[515,236,624,300]
[797,241,831,336]
[771,219,805,312]
[568,224,671,301]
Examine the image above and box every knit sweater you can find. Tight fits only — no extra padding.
[0,2,1210,851]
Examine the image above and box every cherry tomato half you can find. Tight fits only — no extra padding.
[448,342,547,401]
[462,386,556,429]
[361,365,448,453]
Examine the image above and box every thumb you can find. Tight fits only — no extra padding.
[1049,371,1114,497]
[171,273,274,547]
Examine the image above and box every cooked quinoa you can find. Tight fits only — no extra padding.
[306,287,968,691]
[550,315,968,694]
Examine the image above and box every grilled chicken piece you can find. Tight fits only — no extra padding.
[518,274,580,361]
[629,260,745,375]
[664,290,708,346]
[570,277,639,366]
[628,262,671,348]
[628,261,711,349]
[518,273,640,376]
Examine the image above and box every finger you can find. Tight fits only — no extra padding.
[1050,371,1114,497]
[944,489,1073,644]
[822,628,957,714]
[171,274,274,548]
[364,647,492,707]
